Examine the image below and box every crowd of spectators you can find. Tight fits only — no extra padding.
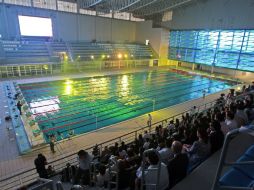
[66,83,254,190]
[36,82,254,190]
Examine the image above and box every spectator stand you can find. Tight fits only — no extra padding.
[212,125,254,190]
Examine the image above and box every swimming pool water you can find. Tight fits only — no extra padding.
[19,70,235,142]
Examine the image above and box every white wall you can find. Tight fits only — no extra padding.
[0,4,136,42]
[162,0,254,29]
[135,21,162,54]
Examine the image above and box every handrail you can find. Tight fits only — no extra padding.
[1,87,250,190]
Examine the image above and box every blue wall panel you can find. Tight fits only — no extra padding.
[169,30,254,72]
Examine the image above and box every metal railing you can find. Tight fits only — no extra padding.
[0,98,221,190]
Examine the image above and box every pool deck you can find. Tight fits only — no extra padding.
[0,67,243,181]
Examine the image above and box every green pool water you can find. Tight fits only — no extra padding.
[19,70,235,142]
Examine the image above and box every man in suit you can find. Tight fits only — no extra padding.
[168,141,189,188]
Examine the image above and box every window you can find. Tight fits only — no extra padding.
[33,0,57,10]
[79,8,96,16]
[114,12,130,20]
[57,0,77,13]
[4,0,31,6]
[98,10,112,18]
[168,29,254,72]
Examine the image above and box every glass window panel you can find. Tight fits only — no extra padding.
[114,12,130,20]
[33,0,56,10]
[57,0,77,13]
[4,0,31,6]
[195,49,214,65]
[232,31,244,51]
[215,52,238,69]
[219,31,234,50]
[79,9,96,15]
[168,29,254,72]
[239,53,254,71]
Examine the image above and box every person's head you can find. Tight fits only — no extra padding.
[144,130,148,134]
[210,120,221,132]
[146,150,159,165]
[158,139,165,148]
[236,100,245,110]
[226,111,234,120]
[197,128,208,143]
[215,112,225,122]
[170,120,174,124]
[38,153,44,158]
[171,141,182,154]
[127,148,135,157]
[77,150,88,159]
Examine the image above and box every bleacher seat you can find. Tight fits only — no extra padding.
[219,144,254,188]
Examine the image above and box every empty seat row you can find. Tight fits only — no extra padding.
[219,145,254,188]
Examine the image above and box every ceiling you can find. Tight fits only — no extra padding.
[79,0,195,19]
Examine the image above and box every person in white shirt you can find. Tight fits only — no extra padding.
[136,149,169,190]
[158,139,174,165]
[224,111,238,133]
[190,106,197,117]
[143,130,151,140]
[167,120,175,131]
[143,138,151,150]
[95,164,109,188]
[147,114,152,131]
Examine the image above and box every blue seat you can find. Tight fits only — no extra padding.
[219,168,254,187]
[245,145,254,158]
[234,155,254,179]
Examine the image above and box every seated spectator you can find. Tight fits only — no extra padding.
[208,121,224,154]
[136,149,169,190]
[234,100,248,126]
[224,111,238,132]
[95,164,109,188]
[158,138,173,165]
[184,128,210,167]
[74,150,93,185]
[168,141,189,188]
[143,138,150,150]
[118,147,127,159]
[167,120,175,131]
[92,144,100,159]
[143,130,151,140]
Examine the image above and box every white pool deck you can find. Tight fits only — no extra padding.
[0,67,244,183]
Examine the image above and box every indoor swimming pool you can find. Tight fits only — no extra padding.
[18,70,235,142]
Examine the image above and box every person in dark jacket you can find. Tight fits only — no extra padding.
[17,101,22,115]
[34,154,48,178]
[168,141,189,188]
[209,121,224,154]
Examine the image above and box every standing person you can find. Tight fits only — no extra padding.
[34,154,48,178]
[202,90,206,99]
[49,135,56,153]
[147,114,152,132]
[74,150,93,185]
[17,101,22,115]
